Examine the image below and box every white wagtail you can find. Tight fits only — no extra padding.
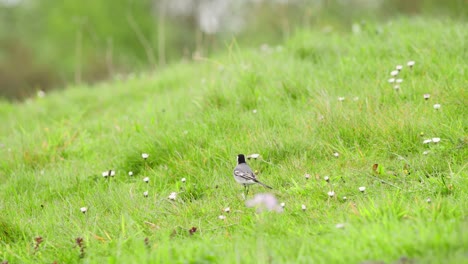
[233,154,272,194]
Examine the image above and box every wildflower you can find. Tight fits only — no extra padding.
[396,65,403,71]
[224,207,230,213]
[142,153,149,159]
[305,173,310,180]
[359,186,366,193]
[390,70,399,76]
[423,151,429,155]
[426,198,431,203]
[423,94,430,100]
[181,178,186,183]
[423,139,432,144]
[338,97,345,102]
[433,104,441,110]
[301,204,306,211]
[333,152,339,157]
[143,191,148,197]
[168,192,177,200]
[80,207,87,214]
[102,170,115,178]
[407,61,415,68]
[393,85,400,91]
[218,215,226,220]
[388,78,395,83]
[247,153,260,159]
[432,137,441,143]
[335,223,345,229]
[246,193,283,213]
[252,109,257,114]
[343,196,347,201]
[128,171,133,176]
[280,202,285,208]
[327,191,335,197]
[396,79,403,83]
[143,177,149,183]
[37,90,46,98]
[324,176,330,182]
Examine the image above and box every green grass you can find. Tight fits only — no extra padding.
[0,17,467,263]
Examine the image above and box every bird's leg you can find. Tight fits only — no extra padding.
[243,185,249,196]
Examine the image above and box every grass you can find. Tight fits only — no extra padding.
[0,17,467,263]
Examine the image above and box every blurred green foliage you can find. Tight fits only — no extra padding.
[0,0,466,100]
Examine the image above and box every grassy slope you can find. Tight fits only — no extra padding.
[0,17,467,263]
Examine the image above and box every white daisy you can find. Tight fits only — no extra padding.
[80,207,87,214]
[143,177,150,183]
[327,191,335,197]
[433,104,441,110]
[224,207,230,213]
[142,153,149,159]
[390,70,399,76]
[143,191,149,197]
[301,204,306,211]
[432,137,441,143]
[396,65,403,71]
[359,186,366,192]
[218,215,226,220]
[423,94,430,100]
[168,192,177,200]
[407,61,415,68]
[423,139,432,144]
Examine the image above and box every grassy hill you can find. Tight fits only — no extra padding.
[0,17,467,263]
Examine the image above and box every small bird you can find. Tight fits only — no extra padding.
[233,154,272,194]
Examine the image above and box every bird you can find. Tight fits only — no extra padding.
[233,154,272,195]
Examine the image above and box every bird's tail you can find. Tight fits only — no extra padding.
[255,179,273,189]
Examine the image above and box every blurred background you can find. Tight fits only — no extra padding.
[0,0,465,101]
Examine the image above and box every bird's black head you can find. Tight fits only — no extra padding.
[237,154,246,164]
